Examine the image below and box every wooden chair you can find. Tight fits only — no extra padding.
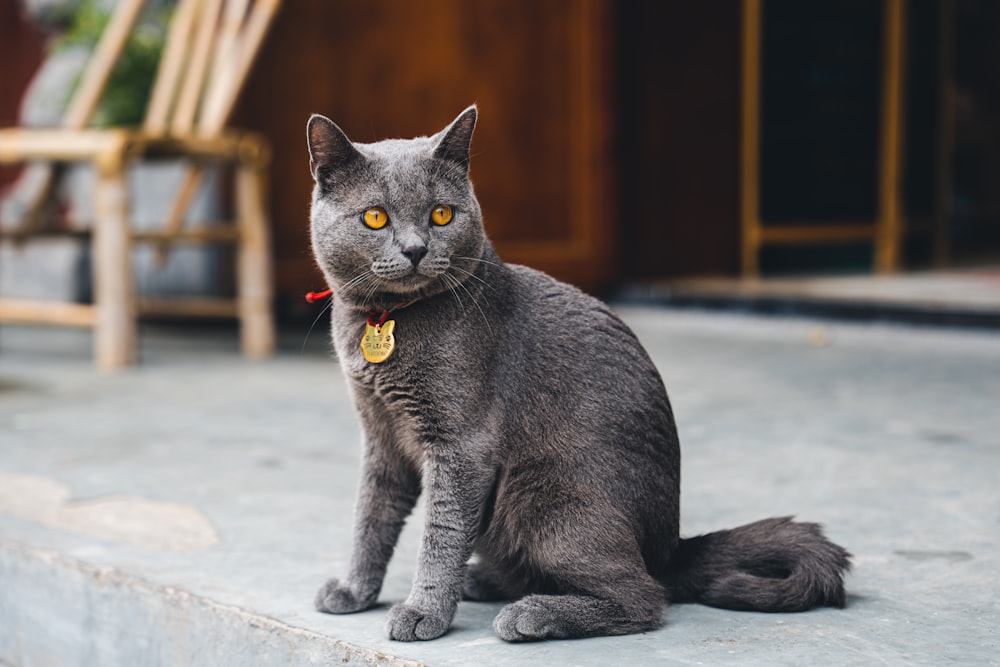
[0,0,280,371]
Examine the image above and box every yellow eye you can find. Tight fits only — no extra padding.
[431,204,453,226]
[362,207,389,229]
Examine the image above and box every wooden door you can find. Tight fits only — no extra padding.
[236,0,616,311]
[616,1,742,281]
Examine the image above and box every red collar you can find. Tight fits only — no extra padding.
[305,288,414,326]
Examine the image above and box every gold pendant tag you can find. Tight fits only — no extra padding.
[361,320,396,363]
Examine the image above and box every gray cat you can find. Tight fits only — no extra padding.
[307,106,850,643]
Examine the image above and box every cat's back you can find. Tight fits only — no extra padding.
[493,263,673,434]
[501,263,656,373]
[487,262,680,544]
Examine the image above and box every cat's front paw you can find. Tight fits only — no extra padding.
[385,602,452,641]
[314,578,375,614]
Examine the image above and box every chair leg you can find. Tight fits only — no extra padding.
[235,162,275,358]
[93,157,137,371]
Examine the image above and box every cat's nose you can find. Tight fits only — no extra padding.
[402,245,428,267]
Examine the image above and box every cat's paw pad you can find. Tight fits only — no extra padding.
[385,602,451,641]
[493,598,559,642]
[314,578,373,614]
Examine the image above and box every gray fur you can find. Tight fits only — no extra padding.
[307,107,851,643]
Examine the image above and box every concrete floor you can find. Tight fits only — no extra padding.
[1,308,999,666]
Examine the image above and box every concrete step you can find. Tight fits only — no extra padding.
[619,268,1000,329]
[3,312,999,665]
[2,540,420,667]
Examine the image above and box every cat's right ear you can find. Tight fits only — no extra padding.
[307,114,362,183]
[433,105,477,175]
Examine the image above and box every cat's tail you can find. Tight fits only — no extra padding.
[664,516,851,612]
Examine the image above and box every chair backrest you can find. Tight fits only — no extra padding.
[144,0,281,137]
[62,0,146,129]
[54,0,279,135]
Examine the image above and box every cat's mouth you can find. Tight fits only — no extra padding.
[388,273,432,290]
[371,268,438,294]
[371,258,451,292]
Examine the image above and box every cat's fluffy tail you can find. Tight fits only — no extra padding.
[665,516,851,612]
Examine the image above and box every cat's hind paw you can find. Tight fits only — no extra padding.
[314,577,374,614]
[493,597,558,642]
[494,593,662,641]
[385,602,452,641]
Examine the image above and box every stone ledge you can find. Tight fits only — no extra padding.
[0,540,424,667]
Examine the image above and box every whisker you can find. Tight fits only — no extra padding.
[447,268,493,336]
[441,272,466,313]
[453,254,503,269]
[342,269,376,292]
[451,265,492,289]
[301,295,334,353]
[361,278,380,310]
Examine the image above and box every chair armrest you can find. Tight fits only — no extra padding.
[132,131,271,166]
[0,128,270,167]
[0,129,132,164]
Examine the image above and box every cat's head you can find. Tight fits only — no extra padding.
[307,106,485,308]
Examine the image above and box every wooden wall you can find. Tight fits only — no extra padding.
[617,0,742,280]
[3,0,748,306]
[236,0,617,310]
[0,0,46,188]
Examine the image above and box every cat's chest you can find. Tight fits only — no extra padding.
[335,319,417,380]
[333,316,440,408]
[330,301,488,426]
[343,350,442,468]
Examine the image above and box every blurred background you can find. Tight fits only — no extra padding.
[4,4,1000,662]
[1,0,999,327]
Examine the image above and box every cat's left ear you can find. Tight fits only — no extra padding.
[433,105,477,174]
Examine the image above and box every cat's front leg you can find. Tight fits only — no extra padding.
[386,454,493,641]
[316,439,421,615]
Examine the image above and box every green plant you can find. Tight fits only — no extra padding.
[54,0,171,127]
